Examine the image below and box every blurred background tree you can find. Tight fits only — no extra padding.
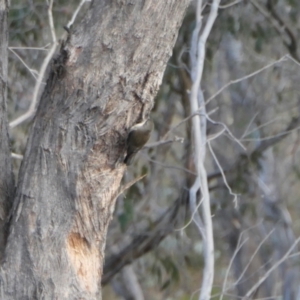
[8,0,300,299]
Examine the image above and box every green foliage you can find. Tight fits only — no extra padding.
[118,198,134,232]
[226,15,239,35]
[252,24,268,53]
[150,254,180,291]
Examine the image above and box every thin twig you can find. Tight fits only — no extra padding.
[207,128,225,142]
[116,174,146,199]
[142,154,197,176]
[233,229,275,288]
[189,179,205,237]
[209,116,300,184]
[166,56,287,143]
[208,141,239,207]
[241,125,300,142]
[242,236,300,299]
[10,0,58,128]
[241,114,281,139]
[144,136,184,149]
[9,46,50,51]
[219,0,244,9]
[67,0,87,28]
[206,114,246,151]
[9,43,57,128]
[287,54,300,67]
[220,236,249,300]
[206,55,288,105]
[240,112,259,139]
[177,193,204,233]
[9,0,87,128]
[9,48,39,80]
[162,107,219,143]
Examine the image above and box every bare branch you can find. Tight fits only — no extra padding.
[46,0,57,43]
[251,0,299,61]
[144,136,184,149]
[207,116,300,186]
[251,117,300,154]
[220,236,249,300]
[9,43,57,128]
[208,141,239,207]
[9,48,39,80]
[116,174,146,199]
[67,0,87,29]
[241,113,277,139]
[242,236,300,299]
[189,0,221,298]
[233,229,275,288]
[142,154,197,176]
[9,0,88,128]
[206,55,288,105]
[9,46,50,51]
[219,0,244,9]
[206,114,246,151]
[178,193,204,234]
[163,107,219,140]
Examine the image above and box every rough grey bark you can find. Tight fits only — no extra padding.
[0,0,14,261]
[0,1,190,299]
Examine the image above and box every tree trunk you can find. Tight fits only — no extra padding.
[0,1,190,299]
[0,0,14,260]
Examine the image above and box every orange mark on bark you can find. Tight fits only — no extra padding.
[67,232,101,294]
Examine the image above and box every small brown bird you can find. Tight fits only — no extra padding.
[124,119,153,165]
